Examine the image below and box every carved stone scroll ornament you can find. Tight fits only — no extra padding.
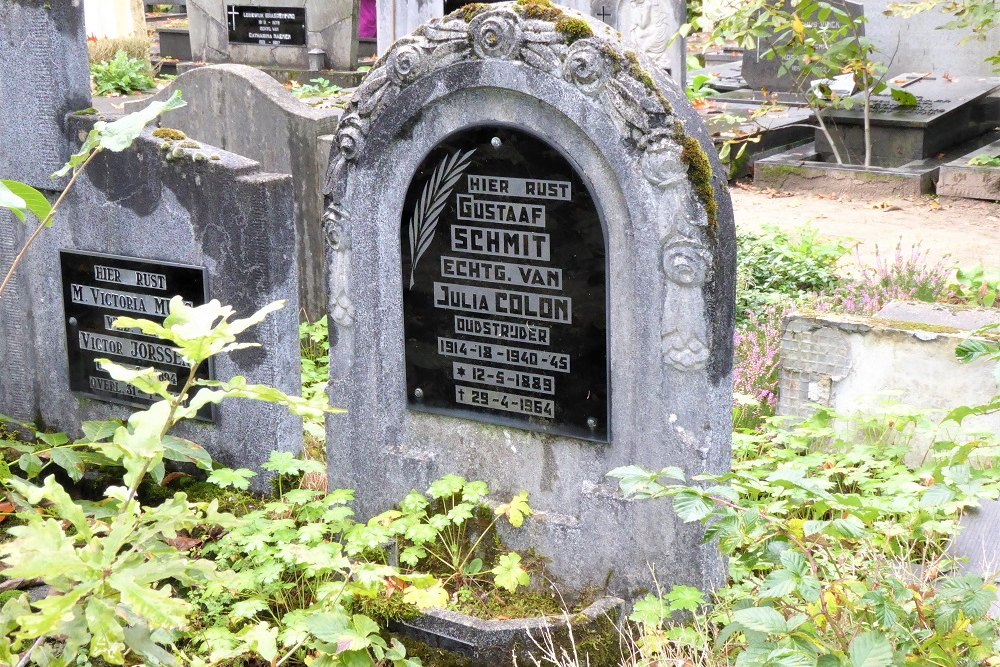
[322,4,680,200]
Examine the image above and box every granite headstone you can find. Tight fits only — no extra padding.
[323,3,735,597]
[187,0,359,70]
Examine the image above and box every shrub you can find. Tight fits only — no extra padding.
[733,304,786,429]
[736,226,848,323]
[91,50,155,96]
[816,241,954,316]
[87,36,152,71]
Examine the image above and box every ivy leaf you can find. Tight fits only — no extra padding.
[207,467,256,490]
[495,491,532,528]
[848,631,893,667]
[0,180,51,225]
[732,606,788,634]
[491,552,530,592]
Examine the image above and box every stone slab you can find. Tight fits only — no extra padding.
[952,499,1000,617]
[936,137,1000,201]
[754,142,938,197]
[0,0,92,191]
[777,312,1000,464]
[689,61,747,92]
[741,0,863,94]
[126,64,342,320]
[701,102,815,178]
[715,89,810,108]
[187,0,358,70]
[324,5,735,598]
[0,114,303,487]
[816,76,1000,166]
[875,301,1000,331]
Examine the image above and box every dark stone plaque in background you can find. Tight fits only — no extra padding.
[226,5,307,46]
[401,126,609,442]
[60,250,213,420]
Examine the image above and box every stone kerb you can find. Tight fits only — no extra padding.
[323,3,736,596]
[0,115,302,484]
[130,64,343,320]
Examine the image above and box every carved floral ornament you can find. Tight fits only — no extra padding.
[323,5,684,198]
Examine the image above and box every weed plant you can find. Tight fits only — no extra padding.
[91,51,155,96]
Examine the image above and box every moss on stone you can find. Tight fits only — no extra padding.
[152,127,186,141]
[554,16,593,43]
[0,590,25,607]
[454,2,490,21]
[355,592,421,623]
[74,107,99,116]
[139,478,263,516]
[396,635,474,667]
[570,613,621,667]
[676,130,718,229]
[178,140,201,149]
[624,50,671,113]
[515,0,563,22]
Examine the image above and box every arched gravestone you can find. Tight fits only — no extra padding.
[323,2,736,596]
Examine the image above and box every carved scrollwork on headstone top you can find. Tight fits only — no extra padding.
[323,2,685,201]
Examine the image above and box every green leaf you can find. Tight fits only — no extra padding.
[98,90,187,152]
[85,597,125,663]
[890,87,918,106]
[664,585,704,613]
[81,419,121,441]
[427,474,466,499]
[760,569,798,598]
[672,488,715,522]
[207,467,256,490]
[50,447,85,482]
[732,606,788,634]
[0,180,51,225]
[849,631,893,667]
[123,622,178,666]
[629,593,668,626]
[495,491,532,528]
[491,552,530,592]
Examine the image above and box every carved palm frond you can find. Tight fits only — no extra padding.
[407,148,476,289]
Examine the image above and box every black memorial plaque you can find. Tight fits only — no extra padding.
[226,5,306,46]
[402,126,609,442]
[60,250,213,420]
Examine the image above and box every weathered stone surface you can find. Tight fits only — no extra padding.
[951,499,1000,618]
[862,0,1000,77]
[127,64,343,320]
[876,300,1000,331]
[741,0,863,94]
[394,596,624,666]
[777,310,1000,464]
[379,0,684,84]
[0,115,302,486]
[324,3,735,598]
[0,0,91,190]
[188,0,358,70]
[937,136,1000,201]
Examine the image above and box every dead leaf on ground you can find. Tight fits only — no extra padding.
[167,535,202,551]
[160,471,190,487]
[0,501,14,523]
[872,201,901,211]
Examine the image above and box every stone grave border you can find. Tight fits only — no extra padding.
[937,136,1000,201]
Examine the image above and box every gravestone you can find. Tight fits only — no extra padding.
[324,3,735,596]
[0,0,91,191]
[936,135,1000,200]
[740,0,863,94]
[816,75,1000,166]
[126,64,342,320]
[589,0,686,81]
[187,0,359,70]
[0,115,303,485]
[378,0,685,84]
